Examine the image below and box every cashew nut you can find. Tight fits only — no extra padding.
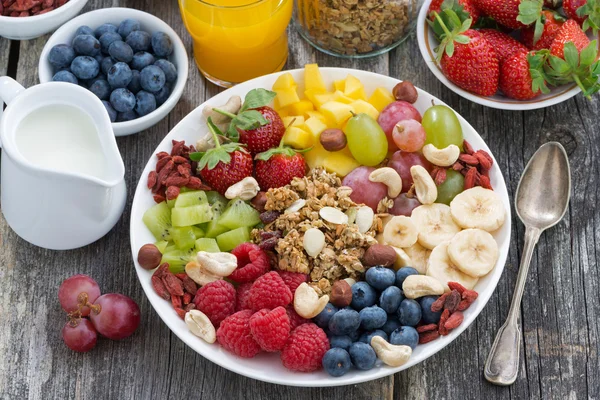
[422,144,460,167]
[185,309,216,343]
[303,228,326,258]
[370,336,412,367]
[355,206,375,233]
[294,283,330,319]
[369,167,402,198]
[402,275,445,299]
[225,177,260,201]
[196,251,238,277]
[410,165,437,205]
[196,133,226,152]
[185,261,222,286]
[202,95,242,132]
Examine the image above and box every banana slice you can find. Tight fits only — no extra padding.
[391,246,413,270]
[383,216,418,248]
[411,204,461,250]
[450,187,505,232]
[447,229,499,277]
[426,241,478,291]
[402,242,431,274]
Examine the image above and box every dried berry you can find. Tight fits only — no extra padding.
[418,330,440,344]
[171,294,182,309]
[416,323,438,333]
[175,308,186,319]
[151,276,170,300]
[462,140,474,155]
[438,309,450,336]
[147,171,157,189]
[444,311,464,330]
[430,292,449,312]
[444,290,461,313]
[459,154,479,166]
[260,210,281,224]
[162,274,184,296]
[447,281,467,294]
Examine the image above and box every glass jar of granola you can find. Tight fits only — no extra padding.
[295,0,423,58]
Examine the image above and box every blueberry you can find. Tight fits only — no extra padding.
[110,88,136,113]
[379,286,404,314]
[102,100,117,122]
[99,32,122,54]
[89,79,111,100]
[154,59,177,83]
[359,305,387,330]
[359,329,388,345]
[140,65,166,92]
[116,110,138,122]
[135,91,156,116]
[328,335,353,351]
[314,303,338,329]
[48,44,75,70]
[95,23,118,39]
[87,73,106,86]
[94,54,105,65]
[348,342,377,370]
[366,266,396,291]
[75,25,94,37]
[395,267,419,288]
[350,282,377,311]
[328,308,360,336]
[107,62,133,89]
[128,70,142,94]
[322,348,352,377]
[72,34,101,57]
[381,317,402,335]
[130,51,155,71]
[126,30,151,53]
[70,56,100,80]
[100,57,115,75]
[52,70,78,84]
[118,18,141,39]
[151,31,174,57]
[152,83,171,106]
[419,295,442,324]
[389,326,419,349]
[108,41,134,63]
[398,299,422,327]
[348,329,360,342]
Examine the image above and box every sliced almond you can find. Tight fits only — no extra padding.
[285,199,307,214]
[303,228,326,257]
[319,206,349,225]
[355,206,375,233]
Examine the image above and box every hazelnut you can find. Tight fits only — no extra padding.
[251,191,268,213]
[319,129,347,152]
[392,81,418,104]
[363,244,397,267]
[330,280,352,307]
[138,244,162,270]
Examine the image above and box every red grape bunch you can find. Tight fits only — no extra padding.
[58,274,141,352]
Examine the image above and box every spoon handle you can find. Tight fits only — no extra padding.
[484,226,541,386]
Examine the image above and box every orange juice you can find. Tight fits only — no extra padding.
[179,0,293,87]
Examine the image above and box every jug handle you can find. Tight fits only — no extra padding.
[0,76,26,148]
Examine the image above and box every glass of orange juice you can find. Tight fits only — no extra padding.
[178,0,293,88]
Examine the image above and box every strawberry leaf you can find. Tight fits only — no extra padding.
[455,35,470,44]
[517,0,543,26]
[240,89,277,112]
[564,42,580,70]
[579,40,598,67]
[579,0,600,35]
[427,0,471,40]
[189,152,204,162]
[232,110,269,130]
[532,17,545,45]
[431,11,472,62]
[528,52,550,94]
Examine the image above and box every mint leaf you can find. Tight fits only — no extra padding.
[233,110,269,130]
[240,88,276,112]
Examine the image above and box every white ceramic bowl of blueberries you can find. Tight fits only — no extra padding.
[38,8,188,136]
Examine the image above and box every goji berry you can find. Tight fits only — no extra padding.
[474,150,493,169]
[462,289,479,302]
[444,311,464,330]
[157,160,175,185]
[156,151,170,160]
[147,171,157,189]
[464,168,477,190]
[459,153,479,166]
[153,194,166,204]
[479,175,493,190]
[186,176,204,190]
[448,281,467,294]
[155,156,172,173]
[177,164,191,178]
[175,273,187,280]
[171,140,185,156]
[183,292,192,305]
[456,299,472,311]
[438,309,450,336]
[153,263,169,278]
[151,276,170,300]
[419,330,440,344]
[431,293,449,312]
[171,294,182,309]
[162,274,184,296]
[433,168,447,185]
[463,140,474,155]
[164,175,190,188]
[174,308,186,319]
[184,303,195,312]
[172,155,188,164]
[181,276,198,295]
[416,324,438,333]
[166,186,180,200]
[452,162,464,172]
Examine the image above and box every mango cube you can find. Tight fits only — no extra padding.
[303,117,329,141]
[320,101,354,127]
[303,142,329,169]
[350,100,380,120]
[344,74,367,100]
[305,111,327,122]
[273,72,297,90]
[333,91,355,105]
[305,90,335,109]
[368,87,395,112]
[283,127,312,149]
[334,79,346,92]
[288,100,314,116]
[304,64,327,93]
[322,151,361,177]
[282,116,305,128]
[275,87,300,109]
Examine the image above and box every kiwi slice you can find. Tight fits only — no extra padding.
[161,249,195,273]
[154,240,169,254]
[204,202,229,238]
[171,204,213,227]
[195,238,220,253]
[193,226,205,239]
[143,201,172,241]
[216,227,250,252]
[171,226,196,250]
[175,191,209,208]
[218,199,261,230]
[164,244,177,254]
[206,191,227,208]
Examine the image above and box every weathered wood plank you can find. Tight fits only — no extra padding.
[0,38,10,76]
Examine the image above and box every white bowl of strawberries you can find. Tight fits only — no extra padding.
[417,0,600,110]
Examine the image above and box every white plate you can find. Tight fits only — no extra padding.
[417,0,596,110]
[130,68,512,387]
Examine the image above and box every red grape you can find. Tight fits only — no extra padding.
[89,293,140,340]
[342,166,388,211]
[58,274,101,316]
[388,194,421,216]
[392,119,426,152]
[377,101,422,152]
[62,319,97,352]
[387,151,433,193]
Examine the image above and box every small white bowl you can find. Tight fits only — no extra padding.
[0,0,88,40]
[416,0,597,110]
[39,8,188,136]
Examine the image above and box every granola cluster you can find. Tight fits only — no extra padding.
[253,169,385,295]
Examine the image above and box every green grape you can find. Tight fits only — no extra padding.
[344,113,388,167]
[422,105,464,150]
[436,169,465,205]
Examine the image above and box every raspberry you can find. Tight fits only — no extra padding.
[229,243,270,283]
[194,280,236,327]
[286,306,309,330]
[235,282,253,311]
[281,324,329,372]
[249,307,290,352]
[217,310,261,358]
[276,271,308,295]
[247,272,293,311]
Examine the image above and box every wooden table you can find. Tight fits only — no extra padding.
[1,1,598,398]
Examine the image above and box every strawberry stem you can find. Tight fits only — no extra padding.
[212,108,237,120]
[207,118,222,149]
[433,11,453,38]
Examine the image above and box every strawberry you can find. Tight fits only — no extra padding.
[479,29,528,63]
[472,0,543,30]
[237,106,285,156]
[191,120,254,195]
[563,0,588,25]
[254,140,307,190]
[521,10,564,50]
[428,0,481,25]
[549,19,590,59]
[499,50,548,100]
[544,40,600,99]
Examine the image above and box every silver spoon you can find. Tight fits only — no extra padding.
[484,142,571,386]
